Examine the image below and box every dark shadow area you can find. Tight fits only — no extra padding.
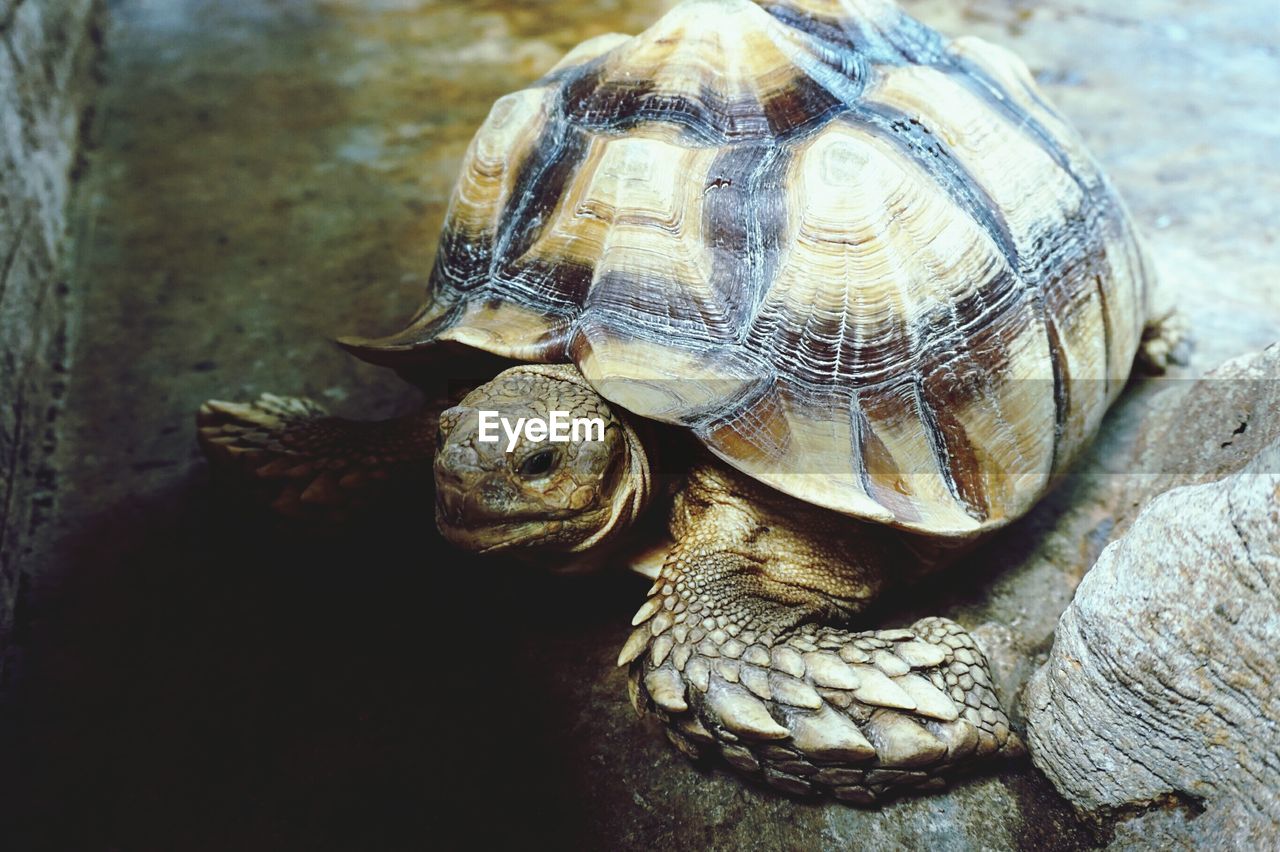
[0,468,646,850]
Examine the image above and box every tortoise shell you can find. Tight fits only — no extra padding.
[343,0,1153,537]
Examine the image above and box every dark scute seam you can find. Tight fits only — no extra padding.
[930,53,1119,469]
[752,11,1027,291]
[912,376,967,514]
[943,54,1098,216]
[1094,272,1113,400]
[700,141,794,344]
[760,2,947,67]
[841,103,1020,270]
[487,65,597,321]
[1042,316,1069,472]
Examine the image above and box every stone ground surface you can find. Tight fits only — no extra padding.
[0,0,1276,849]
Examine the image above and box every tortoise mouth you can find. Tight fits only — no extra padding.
[434,489,582,554]
[437,515,541,555]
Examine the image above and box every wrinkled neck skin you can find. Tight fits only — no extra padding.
[517,421,696,576]
[545,407,656,574]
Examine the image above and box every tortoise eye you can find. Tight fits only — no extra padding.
[517,449,557,479]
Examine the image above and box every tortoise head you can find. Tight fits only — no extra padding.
[434,364,651,556]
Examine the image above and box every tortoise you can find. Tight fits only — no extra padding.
[198,0,1184,803]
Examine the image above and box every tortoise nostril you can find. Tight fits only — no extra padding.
[437,439,481,475]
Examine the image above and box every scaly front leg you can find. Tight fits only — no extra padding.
[618,466,1022,804]
[197,395,440,520]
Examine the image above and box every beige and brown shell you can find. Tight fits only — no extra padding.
[344,0,1153,537]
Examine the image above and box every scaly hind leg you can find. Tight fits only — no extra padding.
[619,466,1022,804]
[1137,308,1192,374]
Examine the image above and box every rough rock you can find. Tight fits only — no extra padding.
[0,0,98,679]
[1115,343,1280,535]
[1024,438,1280,846]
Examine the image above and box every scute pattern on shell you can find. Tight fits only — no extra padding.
[346,0,1152,536]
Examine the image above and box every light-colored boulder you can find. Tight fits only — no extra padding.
[1025,438,1280,846]
[1115,342,1280,537]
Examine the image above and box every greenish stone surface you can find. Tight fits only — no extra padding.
[3,1,1276,849]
